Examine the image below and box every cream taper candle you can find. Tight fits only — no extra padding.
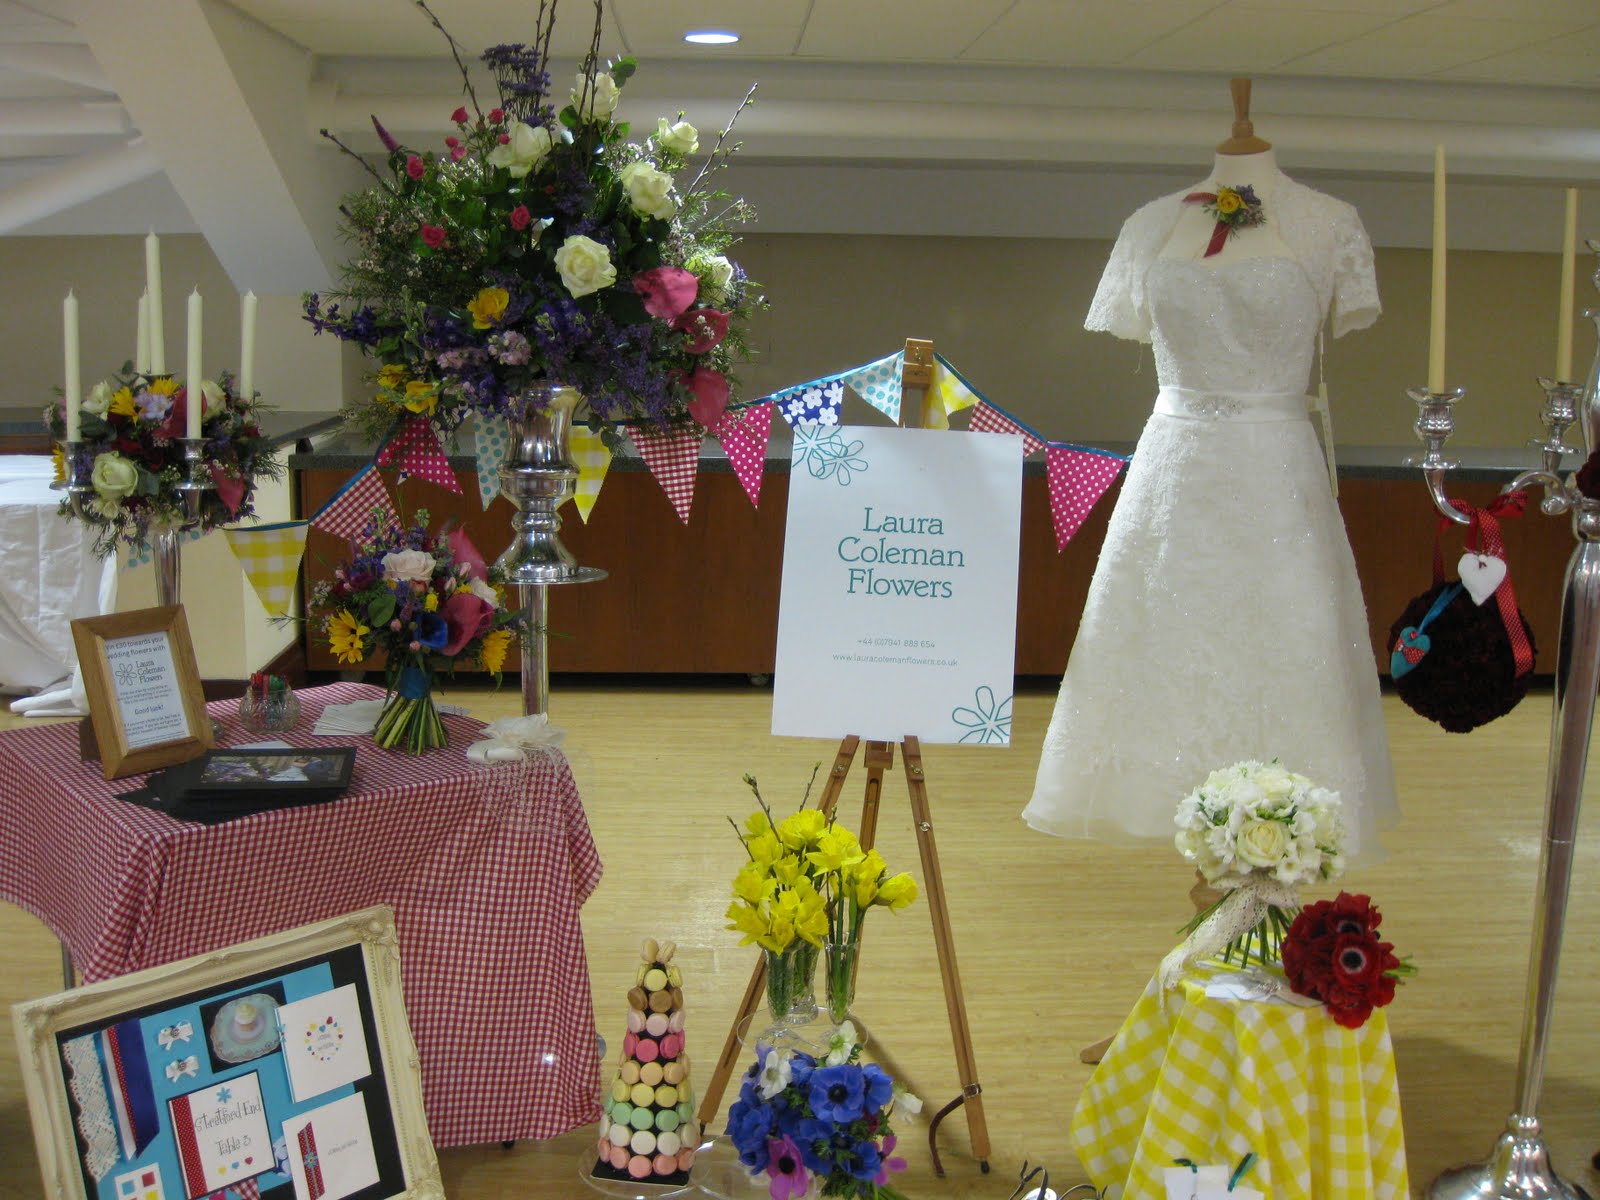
[136,290,150,376]
[239,290,257,401]
[64,291,80,442]
[1428,145,1447,394]
[1558,188,1577,382]
[186,288,203,439]
[145,232,165,375]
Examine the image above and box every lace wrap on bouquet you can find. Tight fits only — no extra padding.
[1157,880,1300,1004]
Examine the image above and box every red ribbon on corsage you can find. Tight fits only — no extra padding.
[1432,492,1533,678]
[1182,193,1234,258]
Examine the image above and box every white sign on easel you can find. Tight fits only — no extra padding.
[771,425,1022,744]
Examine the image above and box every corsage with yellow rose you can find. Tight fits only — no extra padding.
[1160,760,1345,994]
[1182,183,1266,258]
[727,772,918,1028]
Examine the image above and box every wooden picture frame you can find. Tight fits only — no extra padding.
[12,906,444,1200]
[70,604,213,779]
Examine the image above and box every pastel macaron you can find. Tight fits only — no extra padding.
[635,1037,660,1063]
[656,1129,683,1156]
[662,1061,685,1086]
[653,1153,679,1176]
[668,1010,686,1034]
[626,1009,645,1034]
[645,1012,669,1037]
[608,1122,631,1148]
[643,968,668,992]
[659,1033,683,1059]
[630,1082,656,1108]
[609,1144,629,1170]
[630,1129,657,1156]
[639,1061,664,1087]
[654,1108,680,1133]
[627,1155,652,1180]
[654,1084,678,1108]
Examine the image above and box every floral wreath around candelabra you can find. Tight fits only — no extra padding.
[304,0,763,443]
[46,366,279,558]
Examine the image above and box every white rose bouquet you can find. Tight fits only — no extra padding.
[1164,760,1346,981]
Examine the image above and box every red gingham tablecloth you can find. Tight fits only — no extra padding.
[0,682,604,1147]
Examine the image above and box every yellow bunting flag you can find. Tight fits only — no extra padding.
[926,360,981,430]
[224,521,309,617]
[569,424,613,523]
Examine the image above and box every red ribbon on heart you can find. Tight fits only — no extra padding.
[1182,192,1233,257]
[1432,491,1533,678]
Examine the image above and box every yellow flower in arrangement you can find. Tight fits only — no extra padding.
[875,872,919,911]
[423,592,439,612]
[147,376,179,396]
[845,848,889,907]
[769,855,805,887]
[1215,187,1243,215]
[732,863,775,905]
[108,387,137,418]
[778,808,829,850]
[479,628,513,675]
[402,381,439,415]
[327,609,370,664]
[745,827,784,868]
[51,444,66,485]
[807,825,866,873]
[773,882,829,946]
[467,286,510,329]
[724,901,773,947]
[377,364,410,391]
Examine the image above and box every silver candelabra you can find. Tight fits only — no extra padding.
[1414,241,1600,1200]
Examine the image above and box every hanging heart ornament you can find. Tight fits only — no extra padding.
[1458,552,1508,605]
[1390,627,1431,679]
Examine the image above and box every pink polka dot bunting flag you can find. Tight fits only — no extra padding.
[969,400,1044,456]
[1046,445,1127,550]
[630,424,703,523]
[375,416,462,494]
[711,402,774,507]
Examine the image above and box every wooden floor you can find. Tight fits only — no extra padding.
[2,680,1598,1200]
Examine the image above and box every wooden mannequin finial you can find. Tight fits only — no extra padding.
[1217,77,1272,155]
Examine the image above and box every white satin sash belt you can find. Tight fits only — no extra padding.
[1155,385,1311,423]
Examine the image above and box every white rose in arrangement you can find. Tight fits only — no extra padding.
[699,254,735,302]
[200,379,227,416]
[82,380,114,416]
[1236,818,1289,869]
[571,72,621,119]
[654,116,699,155]
[380,549,437,584]
[618,161,677,220]
[487,120,553,179]
[553,234,617,297]
[90,451,138,501]
[465,576,499,606]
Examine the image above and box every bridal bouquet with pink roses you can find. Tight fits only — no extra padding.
[310,509,520,752]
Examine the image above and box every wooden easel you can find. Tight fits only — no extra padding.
[697,338,993,1177]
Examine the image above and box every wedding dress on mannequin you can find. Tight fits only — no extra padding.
[1024,143,1398,865]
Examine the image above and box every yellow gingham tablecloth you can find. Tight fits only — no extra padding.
[1071,964,1409,1200]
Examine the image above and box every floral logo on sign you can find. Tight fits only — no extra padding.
[793,425,868,486]
[952,685,1011,744]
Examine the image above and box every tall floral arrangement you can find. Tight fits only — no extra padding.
[45,367,279,557]
[727,1028,916,1200]
[1166,760,1345,975]
[308,510,520,752]
[726,774,917,1026]
[305,0,761,442]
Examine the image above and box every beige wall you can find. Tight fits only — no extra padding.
[7,232,1595,450]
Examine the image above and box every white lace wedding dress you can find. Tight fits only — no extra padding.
[1024,173,1398,864]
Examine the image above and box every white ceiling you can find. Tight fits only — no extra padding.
[0,0,1597,283]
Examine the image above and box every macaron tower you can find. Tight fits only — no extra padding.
[593,938,700,1185]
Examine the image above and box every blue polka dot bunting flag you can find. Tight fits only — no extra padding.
[840,352,904,423]
[474,416,510,509]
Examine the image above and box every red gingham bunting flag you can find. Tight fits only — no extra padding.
[970,400,1044,456]
[711,402,773,507]
[375,416,461,494]
[630,424,702,522]
[1046,446,1126,550]
[309,464,399,541]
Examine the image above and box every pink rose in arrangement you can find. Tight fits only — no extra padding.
[406,154,425,180]
[419,224,447,248]
[450,105,468,124]
[509,205,532,231]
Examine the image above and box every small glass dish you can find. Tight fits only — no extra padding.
[238,680,301,734]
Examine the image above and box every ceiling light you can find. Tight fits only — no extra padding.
[684,30,739,45]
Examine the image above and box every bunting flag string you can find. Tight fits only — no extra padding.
[772,378,845,429]
[473,415,511,509]
[839,352,904,423]
[1046,444,1128,550]
[630,424,703,523]
[224,521,310,617]
[375,415,461,494]
[969,399,1045,456]
[309,463,399,541]
[712,401,775,506]
[569,423,614,523]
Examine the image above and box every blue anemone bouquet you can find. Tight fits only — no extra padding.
[726,1028,912,1200]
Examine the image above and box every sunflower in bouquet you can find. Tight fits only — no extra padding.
[310,509,520,752]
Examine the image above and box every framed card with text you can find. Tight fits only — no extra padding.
[12,905,443,1200]
[70,605,213,779]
